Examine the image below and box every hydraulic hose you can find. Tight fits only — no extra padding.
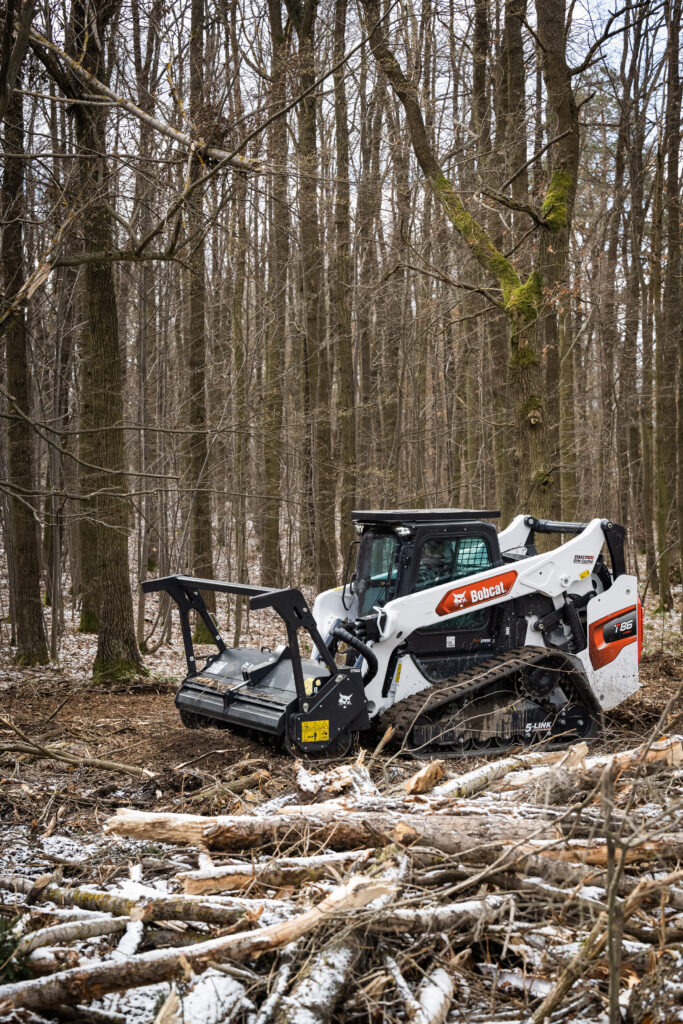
[331,625,378,686]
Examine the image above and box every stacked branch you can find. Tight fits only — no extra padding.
[0,738,682,1022]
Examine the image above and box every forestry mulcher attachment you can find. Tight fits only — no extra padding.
[144,510,642,758]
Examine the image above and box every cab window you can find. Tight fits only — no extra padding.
[414,535,493,593]
[356,531,399,615]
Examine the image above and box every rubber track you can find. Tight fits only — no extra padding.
[380,646,574,744]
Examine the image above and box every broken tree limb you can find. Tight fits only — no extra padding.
[0,716,154,780]
[0,874,287,927]
[176,849,374,894]
[185,769,271,804]
[371,894,510,935]
[274,940,361,1024]
[402,760,445,795]
[0,874,395,1013]
[105,806,545,856]
[432,744,588,801]
[529,869,683,1023]
[15,917,128,955]
[413,966,454,1024]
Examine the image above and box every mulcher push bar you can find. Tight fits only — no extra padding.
[142,574,339,705]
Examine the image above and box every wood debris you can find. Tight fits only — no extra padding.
[0,735,682,1022]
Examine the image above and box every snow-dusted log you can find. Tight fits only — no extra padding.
[499,735,683,793]
[177,849,374,894]
[15,916,128,955]
[372,894,509,935]
[274,940,361,1024]
[252,959,293,1024]
[0,874,395,1013]
[25,946,81,974]
[432,744,588,801]
[413,966,454,1024]
[295,759,379,801]
[156,968,249,1024]
[0,873,286,926]
[105,807,542,856]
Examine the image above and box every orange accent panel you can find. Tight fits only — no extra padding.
[436,570,517,617]
[589,605,637,670]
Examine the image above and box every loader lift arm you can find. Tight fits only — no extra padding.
[142,575,339,708]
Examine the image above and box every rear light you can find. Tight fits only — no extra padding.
[637,596,643,662]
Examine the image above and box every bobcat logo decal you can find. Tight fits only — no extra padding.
[338,692,352,709]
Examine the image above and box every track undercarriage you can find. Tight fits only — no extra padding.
[381,647,601,759]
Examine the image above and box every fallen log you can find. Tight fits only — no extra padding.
[499,735,683,793]
[432,744,588,802]
[105,806,549,857]
[0,874,287,927]
[370,894,510,935]
[0,874,395,1013]
[412,965,454,1024]
[15,917,128,955]
[274,940,361,1024]
[177,849,374,894]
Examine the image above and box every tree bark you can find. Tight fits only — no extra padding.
[187,0,216,639]
[1,83,48,665]
[70,0,143,678]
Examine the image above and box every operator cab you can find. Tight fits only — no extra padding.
[349,509,503,614]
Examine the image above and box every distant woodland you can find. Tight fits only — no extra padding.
[0,0,682,676]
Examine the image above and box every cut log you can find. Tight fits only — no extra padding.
[177,849,374,894]
[0,874,395,1013]
[105,807,547,857]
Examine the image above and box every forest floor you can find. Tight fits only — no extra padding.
[1,591,682,1022]
[1,593,682,834]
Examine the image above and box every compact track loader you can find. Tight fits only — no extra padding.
[144,510,642,758]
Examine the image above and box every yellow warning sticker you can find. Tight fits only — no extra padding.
[579,569,590,580]
[395,664,402,684]
[301,720,329,743]
[304,677,314,696]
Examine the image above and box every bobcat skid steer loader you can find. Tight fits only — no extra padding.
[144,510,642,758]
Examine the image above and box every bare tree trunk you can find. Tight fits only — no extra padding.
[71,0,143,680]
[333,0,355,555]
[187,0,216,638]
[1,83,48,665]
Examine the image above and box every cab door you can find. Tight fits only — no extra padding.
[403,533,504,680]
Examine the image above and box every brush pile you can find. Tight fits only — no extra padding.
[2,736,683,1024]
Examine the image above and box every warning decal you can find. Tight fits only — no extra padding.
[301,720,330,742]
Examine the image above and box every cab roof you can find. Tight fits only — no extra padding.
[351,509,500,526]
